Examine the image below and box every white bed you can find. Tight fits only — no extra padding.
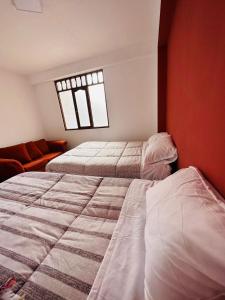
[46,133,178,180]
[1,167,225,300]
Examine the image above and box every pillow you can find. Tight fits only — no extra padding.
[0,143,31,164]
[35,139,49,154]
[26,141,43,160]
[145,167,225,300]
[141,163,171,180]
[144,132,177,165]
[147,131,169,144]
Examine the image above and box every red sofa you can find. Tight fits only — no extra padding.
[0,139,67,182]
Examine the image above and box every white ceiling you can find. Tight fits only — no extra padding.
[0,0,160,75]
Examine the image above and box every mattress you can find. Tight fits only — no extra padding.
[46,141,170,180]
[0,171,156,299]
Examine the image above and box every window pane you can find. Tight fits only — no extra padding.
[98,71,104,83]
[74,90,90,127]
[87,74,92,85]
[66,79,71,89]
[76,77,81,87]
[88,84,108,127]
[92,73,98,84]
[71,78,76,88]
[81,76,86,86]
[59,91,78,129]
[56,82,62,91]
[62,81,67,90]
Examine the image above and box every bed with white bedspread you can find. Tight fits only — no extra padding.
[0,171,155,299]
[1,167,224,300]
[46,133,178,180]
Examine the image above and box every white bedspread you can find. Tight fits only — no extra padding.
[46,141,171,180]
[88,179,156,300]
[46,141,143,178]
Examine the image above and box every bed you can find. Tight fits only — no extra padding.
[0,171,155,299]
[1,167,224,300]
[46,133,178,180]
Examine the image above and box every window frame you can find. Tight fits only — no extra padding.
[54,69,109,131]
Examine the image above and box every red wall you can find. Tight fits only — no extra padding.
[158,46,167,132]
[166,0,225,196]
[158,0,177,132]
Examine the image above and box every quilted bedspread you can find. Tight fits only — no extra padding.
[46,141,144,178]
[0,171,134,299]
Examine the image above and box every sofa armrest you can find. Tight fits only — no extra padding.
[47,140,67,153]
[0,158,25,182]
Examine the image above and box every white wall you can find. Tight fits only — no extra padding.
[0,68,45,147]
[34,54,157,148]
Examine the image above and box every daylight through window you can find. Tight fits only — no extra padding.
[55,70,109,130]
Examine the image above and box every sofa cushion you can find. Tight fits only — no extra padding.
[0,144,31,164]
[35,139,49,154]
[43,152,62,162]
[0,159,24,182]
[23,157,47,171]
[47,140,67,152]
[26,141,43,160]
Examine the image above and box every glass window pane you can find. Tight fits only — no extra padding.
[71,78,76,88]
[87,74,92,85]
[92,73,98,84]
[74,90,90,127]
[59,91,78,129]
[88,84,108,127]
[56,82,62,91]
[62,81,67,90]
[81,76,86,86]
[76,77,81,87]
[98,71,104,83]
[66,79,71,89]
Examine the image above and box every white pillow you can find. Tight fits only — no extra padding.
[141,162,172,180]
[145,167,225,300]
[144,132,177,165]
[147,131,169,144]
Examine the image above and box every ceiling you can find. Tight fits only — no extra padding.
[0,0,160,75]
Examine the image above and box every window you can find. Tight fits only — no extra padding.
[55,70,109,130]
